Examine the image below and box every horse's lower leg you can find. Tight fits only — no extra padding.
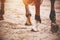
[31,1,41,32]
[0,9,4,20]
[35,3,41,23]
[0,0,5,20]
[50,0,59,33]
[50,10,59,33]
[25,5,32,25]
[50,10,56,23]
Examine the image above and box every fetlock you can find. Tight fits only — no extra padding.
[35,15,41,23]
[26,13,31,17]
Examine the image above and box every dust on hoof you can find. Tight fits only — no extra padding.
[35,15,41,23]
[51,23,59,33]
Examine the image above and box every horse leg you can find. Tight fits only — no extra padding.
[50,0,59,33]
[31,5,41,32]
[0,10,4,20]
[31,0,41,32]
[25,5,32,25]
[0,0,5,20]
[35,0,41,23]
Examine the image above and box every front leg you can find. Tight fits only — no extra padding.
[25,5,32,25]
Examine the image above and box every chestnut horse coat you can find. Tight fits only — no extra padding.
[23,0,42,5]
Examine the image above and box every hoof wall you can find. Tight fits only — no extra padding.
[25,23,32,26]
[51,23,59,33]
[31,29,39,32]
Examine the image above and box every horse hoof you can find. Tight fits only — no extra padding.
[51,23,59,33]
[31,29,39,32]
[35,15,41,23]
[0,16,4,20]
[25,23,32,26]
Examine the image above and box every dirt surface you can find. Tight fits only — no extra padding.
[0,0,60,40]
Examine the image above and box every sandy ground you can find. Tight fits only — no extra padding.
[0,0,60,40]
